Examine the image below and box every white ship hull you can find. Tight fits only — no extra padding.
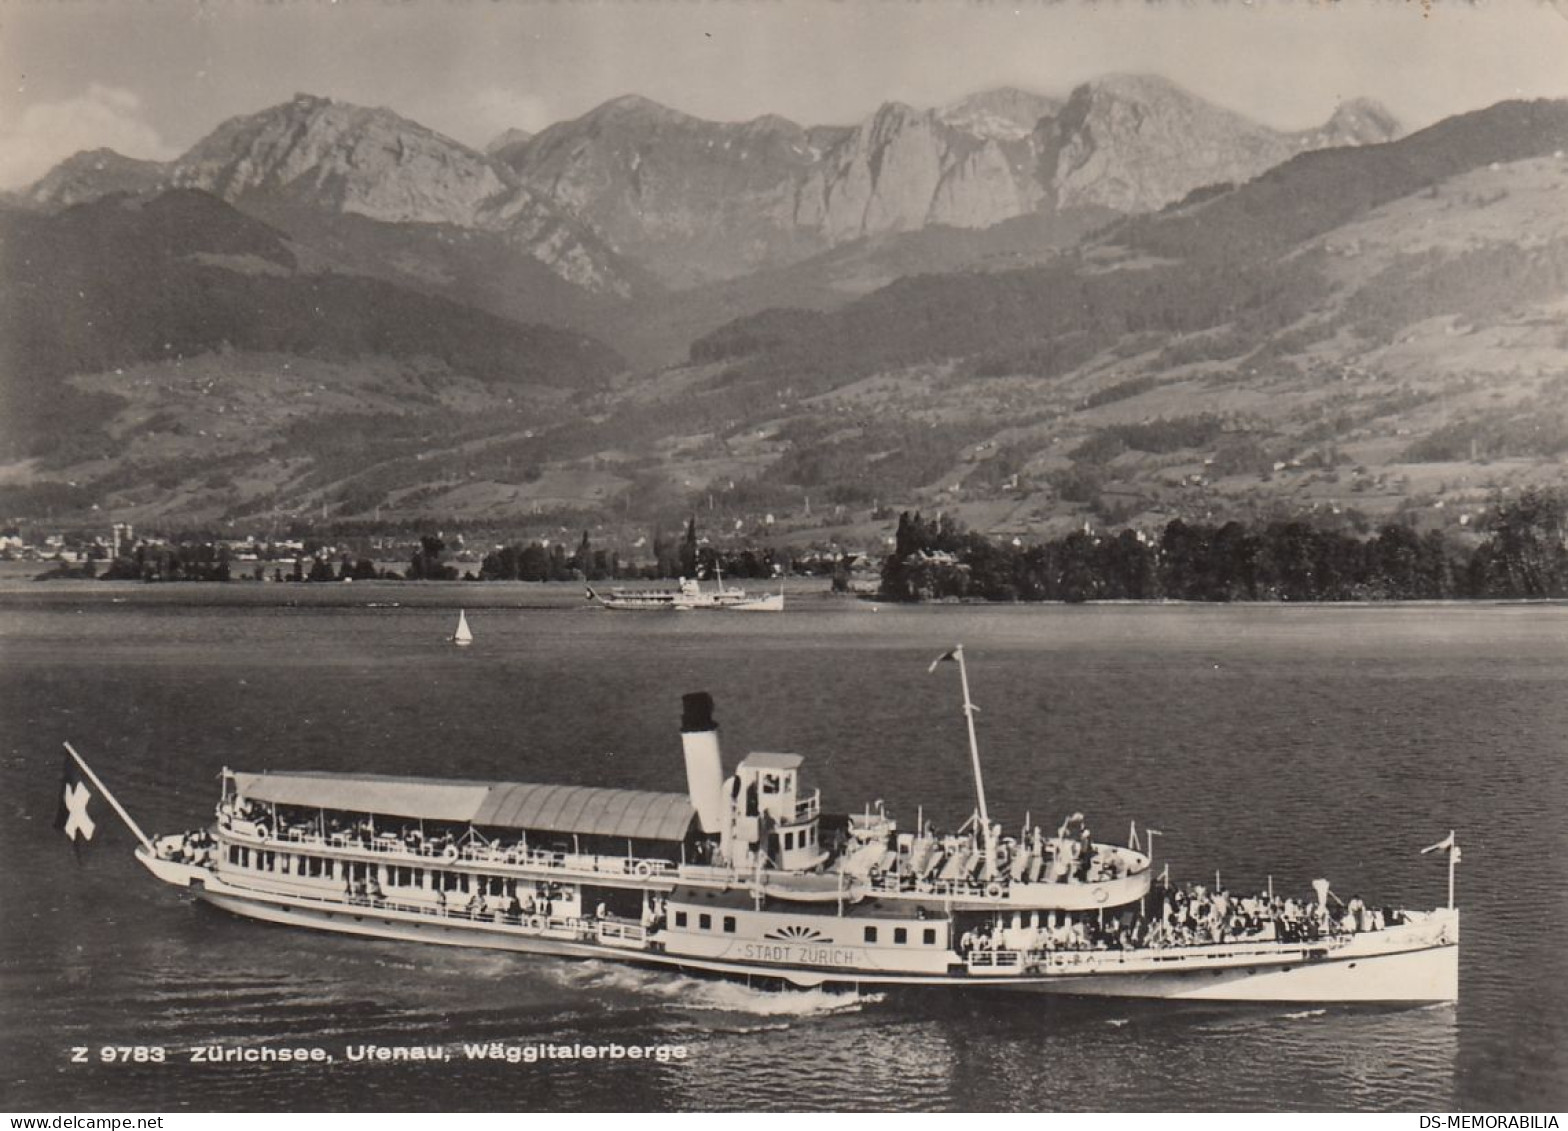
[139,849,1458,1004]
[981,936,1458,1003]
[588,582,784,612]
[701,592,784,612]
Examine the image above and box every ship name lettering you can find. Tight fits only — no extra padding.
[743,942,859,967]
[797,946,858,966]
[742,943,793,963]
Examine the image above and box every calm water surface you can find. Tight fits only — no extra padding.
[1,588,1564,1111]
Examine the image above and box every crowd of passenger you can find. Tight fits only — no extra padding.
[218,800,663,874]
[998,818,1123,885]
[859,814,1130,896]
[222,801,458,855]
[343,872,577,922]
[161,829,216,865]
[960,881,1411,957]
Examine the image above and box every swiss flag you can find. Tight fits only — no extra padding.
[54,753,97,854]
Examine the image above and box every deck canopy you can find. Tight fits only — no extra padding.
[233,771,696,842]
[737,752,803,771]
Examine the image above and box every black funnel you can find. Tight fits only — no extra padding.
[681,691,716,733]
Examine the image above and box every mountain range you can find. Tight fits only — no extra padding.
[492,76,1398,285]
[4,79,1565,546]
[23,77,1399,294]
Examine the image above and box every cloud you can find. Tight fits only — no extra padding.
[0,84,179,190]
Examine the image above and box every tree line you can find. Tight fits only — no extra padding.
[474,519,785,583]
[879,489,1568,603]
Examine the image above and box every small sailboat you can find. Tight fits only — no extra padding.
[452,609,473,647]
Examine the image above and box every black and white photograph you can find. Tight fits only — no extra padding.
[1,0,1566,1115]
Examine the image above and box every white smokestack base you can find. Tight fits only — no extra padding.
[681,692,725,834]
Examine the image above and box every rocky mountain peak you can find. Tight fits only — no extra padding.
[158,93,640,296]
[580,93,692,129]
[168,94,512,226]
[19,79,1416,303]
[866,100,927,135]
[1057,72,1254,134]
[939,87,1061,140]
[499,96,824,285]
[26,148,168,207]
[485,127,534,157]
[1318,97,1403,145]
[1077,72,1190,103]
[1043,73,1359,213]
[739,112,807,139]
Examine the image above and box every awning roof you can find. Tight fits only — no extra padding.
[233,771,696,842]
[738,752,803,771]
[474,783,696,842]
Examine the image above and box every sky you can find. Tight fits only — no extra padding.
[2,0,1568,189]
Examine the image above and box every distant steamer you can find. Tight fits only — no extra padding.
[586,573,783,612]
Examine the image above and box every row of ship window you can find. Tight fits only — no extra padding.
[779,826,817,851]
[226,846,942,947]
[226,846,520,896]
[673,909,940,946]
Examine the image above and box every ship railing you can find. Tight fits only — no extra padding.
[965,949,1025,974]
[421,841,674,881]
[675,863,733,882]
[595,920,649,948]
[794,791,821,823]
[863,871,998,899]
[1019,933,1353,972]
[220,822,680,881]
[216,874,652,946]
[865,866,1159,902]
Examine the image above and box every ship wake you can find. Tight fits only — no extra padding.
[548,961,884,1017]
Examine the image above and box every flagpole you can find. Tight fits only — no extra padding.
[1422,830,1459,911]
[63,742,155,852]
[952,646,996,880]
[1448,832,1457,911]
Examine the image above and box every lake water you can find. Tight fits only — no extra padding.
[1,587,1564,1111]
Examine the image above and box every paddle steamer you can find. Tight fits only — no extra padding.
[585,571,784,612]
[73,648,1458,1002]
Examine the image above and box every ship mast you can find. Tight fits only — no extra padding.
[934,645,996,880]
